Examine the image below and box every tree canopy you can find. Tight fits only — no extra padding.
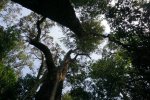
[0,0,150,100]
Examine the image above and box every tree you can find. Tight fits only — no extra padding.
[90,49,150,99]
[65,45,150,100]
[0,24,21,100]
[66,1,150,99]
[0,0,150,100]
[0,62,18,100]
[14,12,102,99]
[105,0,150,82]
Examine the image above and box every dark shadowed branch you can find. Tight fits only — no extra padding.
[36,17,46,41]
[29,39,55,72]
[11,0,85,39]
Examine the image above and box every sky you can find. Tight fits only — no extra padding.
[0,1,111,77]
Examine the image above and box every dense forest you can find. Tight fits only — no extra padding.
[0,0,150,100]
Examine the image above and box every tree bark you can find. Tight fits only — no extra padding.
[55,81,63,100]
[35,69,65,100]
[11,0,85,38]
[35,71,59,100]
[29,39,71,100]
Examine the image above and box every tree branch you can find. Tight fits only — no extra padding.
[36,53,44,79]
[56,50,74,81]
[60,50,73,67]
[36,17,46,41]
[73,53,91,60]
[11,0,85,39]
[29,39,55,72]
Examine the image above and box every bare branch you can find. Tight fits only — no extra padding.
[29,51,42,60]
[36,17,46,41]
[62,50,73,64]
[62,48,78,62]
[29,39,56,72]
[73,53,91,60]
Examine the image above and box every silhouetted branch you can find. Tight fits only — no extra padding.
[73,53,91,60]
[36,53,44,79]
[11,0,85,39]
[29,39,55,72]
[36,17,46,41]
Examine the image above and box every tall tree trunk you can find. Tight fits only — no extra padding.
[35,71,61,100]
[55,81,63,100]
[29,38,71,100]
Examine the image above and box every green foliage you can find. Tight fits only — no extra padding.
[0,15,34,99]
[106,0,150,81]
[90,50,131,98]
[0,0,150,99]
[72,0,108,17]
[0,73,37,99]
[0,26,20,60]
[0,0,8,11]
[62,93,73,100]
[70,87,91,100]
[104,5,150,97]
[0,62,17,100]
[16,74,37,99]
[77,20,104,53]
[0,63,17,89]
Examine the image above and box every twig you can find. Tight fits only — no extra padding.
[73,53,91,60]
